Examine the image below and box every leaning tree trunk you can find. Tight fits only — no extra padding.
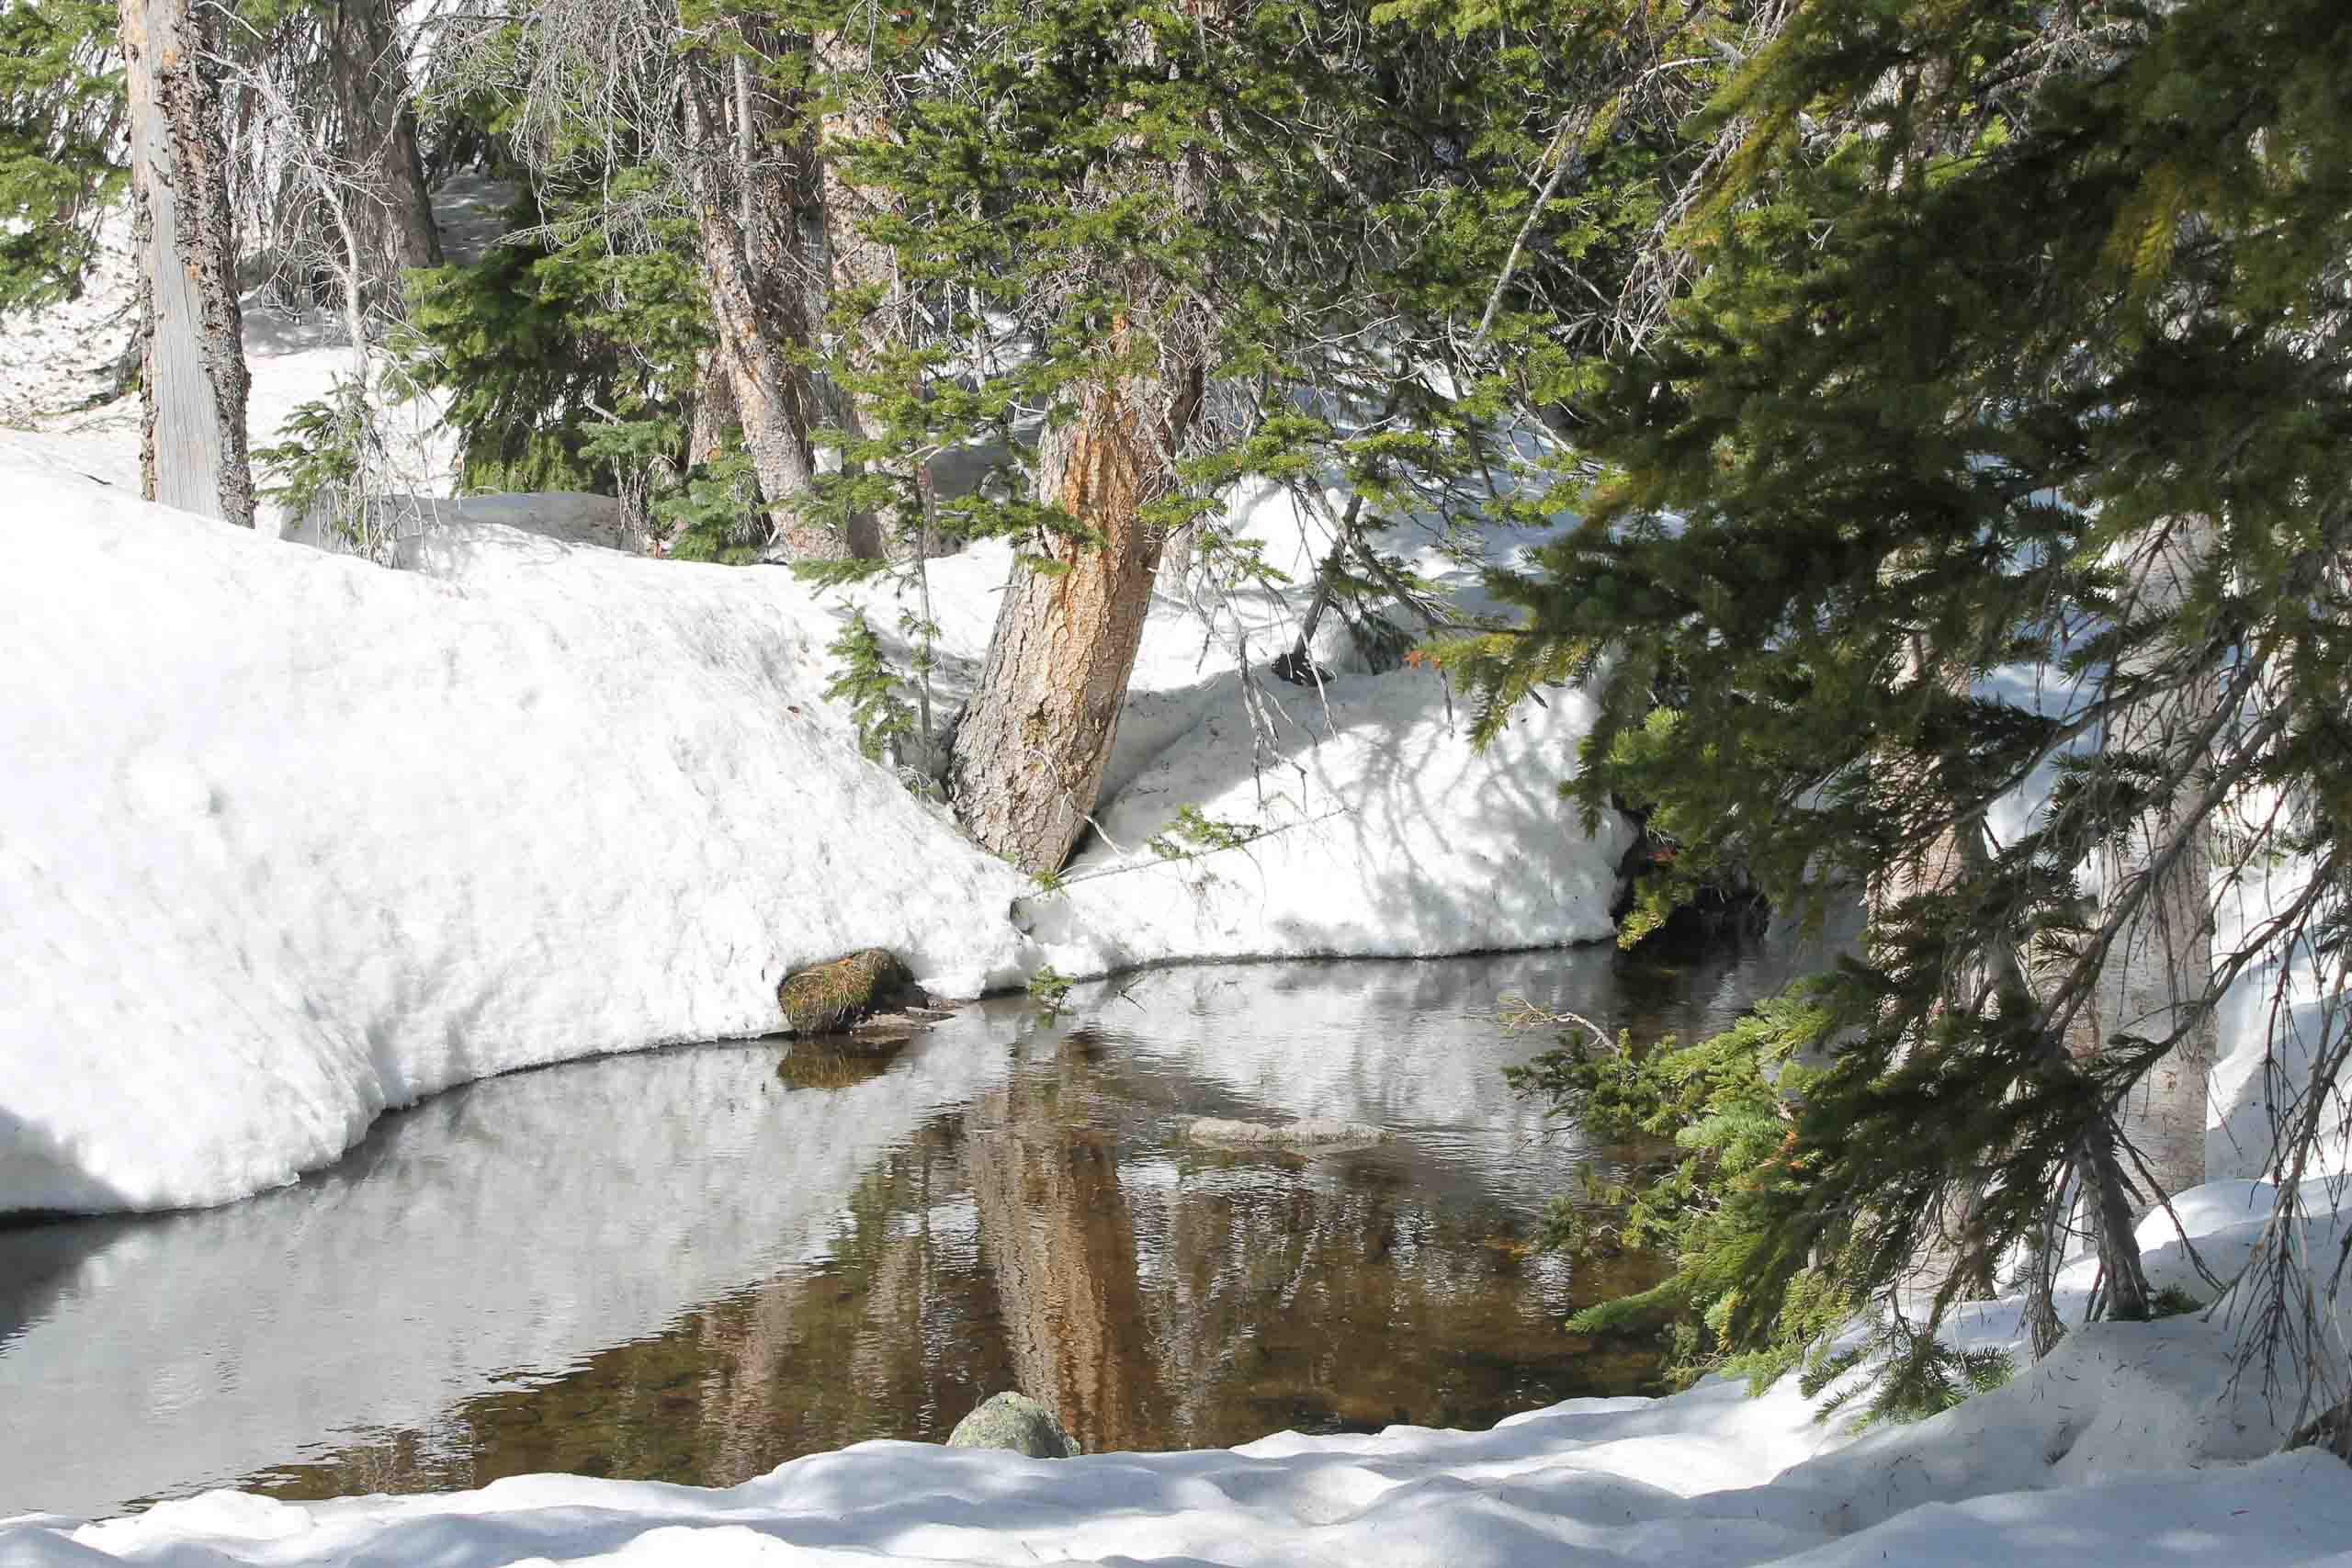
[322,0,439,311]
[120,0,254,525]
[678,26,827,558]
[948,366,1200,874]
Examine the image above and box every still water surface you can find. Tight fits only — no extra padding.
[0,936,1828,1518]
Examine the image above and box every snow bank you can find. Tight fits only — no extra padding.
[6,1206,2348,1564]
[1,457,1628,1215]
[1763,1319,2290,1536]
[1,470,1038,1213]
[1035,664,1632,968]
[2207,854,2352,1183]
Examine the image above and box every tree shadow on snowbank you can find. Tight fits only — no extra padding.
[1023,654,1624,968]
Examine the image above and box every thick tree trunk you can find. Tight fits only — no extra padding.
[948,367,1198,874]
[322,0,439,311]
[1876,622,2151,1320]
[120,0,254,525]
[678,30,827,558]
[2093,819,2214,1208]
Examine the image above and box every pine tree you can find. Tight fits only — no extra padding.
[811,0,1742,874]
[0,0,123,312]
[1454,0,2352,1383]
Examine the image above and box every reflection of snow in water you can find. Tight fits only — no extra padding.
[1075,931,1847,1216]
[0,1030,1016,1520]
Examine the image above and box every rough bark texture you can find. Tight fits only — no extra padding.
[948,369,1197,874]
[686,346,739,466]
[322,0,440,310]
[678,27,827,558]
[121,0,254,526]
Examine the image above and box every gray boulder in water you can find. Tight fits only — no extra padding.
[944,1392,1081,1458]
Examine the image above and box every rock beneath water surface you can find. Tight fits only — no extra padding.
[945,1392,1081,1458]
[776,949,925,1036]
[1184,1116,1390,1151]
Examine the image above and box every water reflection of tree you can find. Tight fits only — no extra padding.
[1135,1155,1664,1441]
[962,1030,1664,1450]
[248,1108,1015,1499]
[688,1111,1013,1478]
[966,1032,1168,1453]
[241,1029,1667,1502]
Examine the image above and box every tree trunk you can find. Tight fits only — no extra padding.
[815,50,899,564]
[677,27,827,558]
[948,367,1199,874]
[2067,518,2217,1213]
[686,345,739,465]
[1876,619,2150,1322]
[322,0,438,313]
[120,0,254,526]
[2095,820,2215,1208]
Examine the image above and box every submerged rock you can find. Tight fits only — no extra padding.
[945,1392,1081,1458]
[776,949,922,1036]
[1183,1117,1390,1151]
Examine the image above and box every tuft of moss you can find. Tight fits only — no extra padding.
[776,949,918,1036]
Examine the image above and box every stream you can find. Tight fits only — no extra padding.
[0,931,1836,1519]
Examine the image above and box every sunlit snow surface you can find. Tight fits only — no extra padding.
[0,443,1627,1215]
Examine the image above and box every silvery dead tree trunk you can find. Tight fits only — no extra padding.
[948,358,1204,874]
[120,0,254,525]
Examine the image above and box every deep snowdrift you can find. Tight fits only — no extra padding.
[1,449,1627,1215]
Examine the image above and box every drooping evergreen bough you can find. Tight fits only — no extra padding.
[1455,0,2352,1417]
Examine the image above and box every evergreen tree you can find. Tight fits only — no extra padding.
[0,0,123,311]
[812,0,1749,873]
[392,2,720,524]
[1453,0,2352,1388]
